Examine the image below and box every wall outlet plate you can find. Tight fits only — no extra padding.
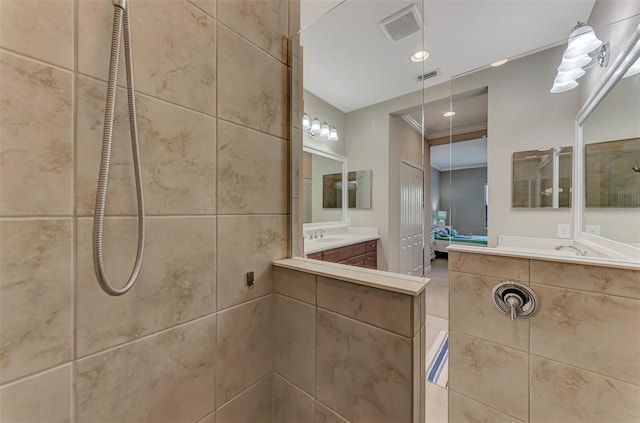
[557,224,571,239]
[585,224,601,236]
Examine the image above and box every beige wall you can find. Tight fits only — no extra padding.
[273,267,426,423]
[448,251,640,422]
[0,0,293,421]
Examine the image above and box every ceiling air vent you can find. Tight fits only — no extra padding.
[379,4,422,42]
[417,70,438,81]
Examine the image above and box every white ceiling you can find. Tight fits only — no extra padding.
[300,0,597,112]
[431,137,488,171]
[403,91,488,139]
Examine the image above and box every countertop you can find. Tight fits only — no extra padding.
[273,258,428,296]
[447,244,640,270]
[304,228,380,254]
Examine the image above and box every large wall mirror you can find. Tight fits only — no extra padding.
[293,2,640,274]
[576,18,640,260]
[294,0,428,276]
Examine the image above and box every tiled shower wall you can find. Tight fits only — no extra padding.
[0,0,295,421]
[448,251,640,423]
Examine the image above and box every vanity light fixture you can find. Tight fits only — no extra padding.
[443,111,456,117]
[303,111,339,141]
[328,127,339,141]
[551,22,609,94]
[411,50,429,62]
[309,117,321,137]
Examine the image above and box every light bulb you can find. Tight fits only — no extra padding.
[565,25,602,59]
[558,53,591,72]
[320,122,330,137]
[554,68,585,84]
[328,127,339,141]
[550,80,578,94]
[302,112,310,129]
[309,118,321,137]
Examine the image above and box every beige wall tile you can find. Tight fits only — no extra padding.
[289,0,301,36]
[218,26,289,138]
[217,120,288,214]
[190,0,216,17]
[317,277,414,337]
[425,383,448,423]
[291,197,304,257]
[275,294,315,395]
[0,51,72,216]
[273,374,315,423]
[0,365,71,423]
[76,216,216,356]
[76,316,216,422]
[449,252,529,281]
[0,0,73,69]
[412,330,422,423]
[291,126,302,201]
[77,0,216,115]
[217,215,287,310]
[217,295,274,405]
[316,309,413,422]
[217,0,288,64]
[76,76,216,216]
[531,356,640,423]
[216,375,273,423]
[450,272,529,351]
[449,391,525,423]
[0,219,72,384]
[531,260,640,299]
[530,283,640,385]
[449,331,529,421]
[315,401,349,423]
[274,267,316,305]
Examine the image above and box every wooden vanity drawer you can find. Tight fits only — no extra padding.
[307,252,322,260]
[321,242,367,263]
[365,240,377,252]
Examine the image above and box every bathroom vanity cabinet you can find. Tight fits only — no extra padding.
[307,240,377,269]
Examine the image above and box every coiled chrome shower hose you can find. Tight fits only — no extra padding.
[93,0,145,296]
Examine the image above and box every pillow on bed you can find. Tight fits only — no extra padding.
[449,227,459,237]
[432,225,449,237]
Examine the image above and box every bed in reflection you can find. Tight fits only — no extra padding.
[432,225,488,254]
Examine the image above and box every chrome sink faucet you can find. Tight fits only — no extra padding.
[554,244,588,256]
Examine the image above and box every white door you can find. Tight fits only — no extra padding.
[400,161,424,276]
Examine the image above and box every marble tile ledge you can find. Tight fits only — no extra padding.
[447,244,640,271]
[272,258,427,296]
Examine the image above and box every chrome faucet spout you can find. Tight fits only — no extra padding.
[554,244,588,256]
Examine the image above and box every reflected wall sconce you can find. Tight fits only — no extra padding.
[551,22,609,94]
[303,112,339,141]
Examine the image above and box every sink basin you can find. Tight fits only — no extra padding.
[312,237,344,243]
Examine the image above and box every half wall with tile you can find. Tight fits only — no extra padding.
[0,0,296,421]
[448,251,640,423]
[272,264,426,423]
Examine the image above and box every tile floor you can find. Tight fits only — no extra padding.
[425,257,449,423]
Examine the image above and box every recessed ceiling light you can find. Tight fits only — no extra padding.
[490,58,509,67]
[443,111,456,117]
[411,50,429,63]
